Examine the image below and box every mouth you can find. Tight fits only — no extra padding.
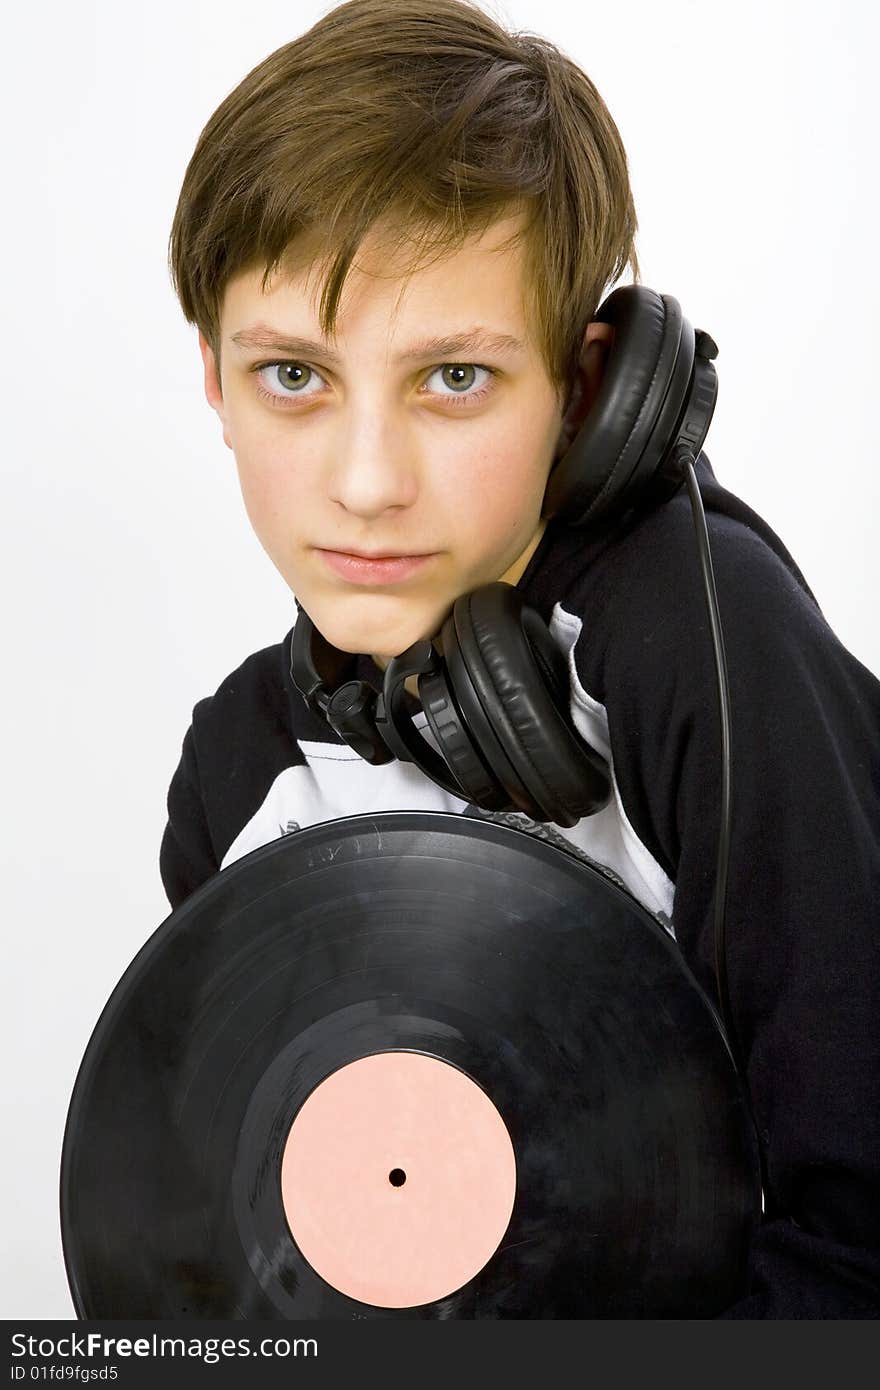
[315,548,437,586]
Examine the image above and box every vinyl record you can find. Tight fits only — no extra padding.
[61,811,761,1318]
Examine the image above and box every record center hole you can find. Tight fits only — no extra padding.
[388,1168,407,1187]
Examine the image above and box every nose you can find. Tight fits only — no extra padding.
[327,401,419,519]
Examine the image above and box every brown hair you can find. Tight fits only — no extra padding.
[168,0,640,401]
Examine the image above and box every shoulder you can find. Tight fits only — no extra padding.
[525,455,880,885]
[189,621,337,751]
[161,622,347,909]
[190,631,290,741]
[530,454,834,703]
[180,622,344,864]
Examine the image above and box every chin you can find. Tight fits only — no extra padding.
[303,593,444,661]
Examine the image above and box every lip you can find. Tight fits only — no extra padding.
[316,548,437,585]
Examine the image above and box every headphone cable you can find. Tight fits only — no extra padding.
[675,448,768,1205]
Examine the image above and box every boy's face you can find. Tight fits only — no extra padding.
[200,213,609,661]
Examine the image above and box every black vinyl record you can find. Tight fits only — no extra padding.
[61,812,761,1318]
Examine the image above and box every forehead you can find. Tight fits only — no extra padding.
[221,212,538,346]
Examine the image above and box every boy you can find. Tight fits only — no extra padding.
[161,0,880,1316]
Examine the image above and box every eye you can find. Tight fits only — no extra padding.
[253,361,327,404]
[423,363,494,399]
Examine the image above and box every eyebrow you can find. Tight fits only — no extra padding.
[229,324,527,364]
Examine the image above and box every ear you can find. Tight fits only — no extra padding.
[198,331,233,450]
[554,321,615,458]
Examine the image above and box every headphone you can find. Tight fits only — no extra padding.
[290,283,720,828]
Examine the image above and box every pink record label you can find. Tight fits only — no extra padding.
[280,1051,517,1307]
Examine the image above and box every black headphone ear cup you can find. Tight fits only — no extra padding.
[415,653,512,810]
[445,584,611,827]
[544,285,699,527]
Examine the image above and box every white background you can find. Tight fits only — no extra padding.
[2,0,877,1318]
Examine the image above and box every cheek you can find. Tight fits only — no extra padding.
[231,453,280,545]
[229,421,311,535]
[452,416,554,530]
